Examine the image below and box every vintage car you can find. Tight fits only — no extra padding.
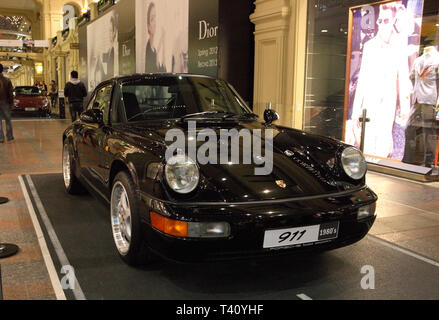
[12,86,50,117]
[62,74,377,266]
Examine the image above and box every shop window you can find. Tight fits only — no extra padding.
[304,0,439,171]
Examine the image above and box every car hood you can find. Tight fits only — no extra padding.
[15,95,46,104]
[123,120,361,202]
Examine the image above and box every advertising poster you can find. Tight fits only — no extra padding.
[87,10,119,92]
[118,0,136,77]
[344,0,424,160]
[135,0,189,74]
[78,26,88,91]
[188,0,219,77]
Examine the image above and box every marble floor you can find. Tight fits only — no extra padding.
[0,118,438,299]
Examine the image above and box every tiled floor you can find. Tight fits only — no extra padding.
[367,173,439,261]
[0,118,70,300]
[0,118,438,299]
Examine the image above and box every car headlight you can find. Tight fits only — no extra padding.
[341,147,367,180]
[165,155,199,194]
[13,99,20,105]
[42,98,49,106]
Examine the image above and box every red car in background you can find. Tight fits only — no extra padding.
[12,86,50,117]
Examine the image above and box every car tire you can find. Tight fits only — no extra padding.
[111,171,151,266]
[62,140,86,194]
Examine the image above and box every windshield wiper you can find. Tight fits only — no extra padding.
[181,111,229,121]
[223,113,259,120]
[180,111,258,122]
[127,107,164,122]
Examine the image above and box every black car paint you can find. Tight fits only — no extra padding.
[63,74,377,262]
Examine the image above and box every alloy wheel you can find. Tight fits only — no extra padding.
[62,143,71,189]
[111,181,132,255]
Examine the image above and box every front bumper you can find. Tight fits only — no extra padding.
[139,187,377,262]
[12,106,49,115]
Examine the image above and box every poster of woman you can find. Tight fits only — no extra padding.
[135,0,189,74]
[344,0,423,160]
[87,11,119,92]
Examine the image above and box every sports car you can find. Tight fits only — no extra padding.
[12,86,50,117]
[62,74,377,265]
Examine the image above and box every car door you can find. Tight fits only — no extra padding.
[77,82,114,191]
[75,90,96,177]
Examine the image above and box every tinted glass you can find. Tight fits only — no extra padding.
[14,87,42,95]
[120,76,252,122]
[91,84,113,124]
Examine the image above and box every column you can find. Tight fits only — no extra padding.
[250,0,307,129]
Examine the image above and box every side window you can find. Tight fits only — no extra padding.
[85,92,96,111]
[93,84,113,124]
[110,85,126,124]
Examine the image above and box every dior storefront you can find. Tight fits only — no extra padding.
[303,0,439,178]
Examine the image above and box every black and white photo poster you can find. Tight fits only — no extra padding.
[87,11,119,92]
[135,0,189,74]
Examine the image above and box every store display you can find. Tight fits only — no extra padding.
[345,0,423,161]
[403,46,439,167]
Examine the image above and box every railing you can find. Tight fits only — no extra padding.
[78,11,91,26]
[98,0,116,15]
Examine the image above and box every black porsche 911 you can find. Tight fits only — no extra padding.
[62,74,377,266]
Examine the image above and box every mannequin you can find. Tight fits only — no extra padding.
[403,46,439,167]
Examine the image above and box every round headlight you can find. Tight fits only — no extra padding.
[165,155,199,194]
[341,147,367,180]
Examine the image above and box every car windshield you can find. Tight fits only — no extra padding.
[14,87,42,96]
[118,76,253,122]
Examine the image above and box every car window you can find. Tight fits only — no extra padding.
[110,85,126,124]
[120,77,252,122]
[93,84,113,124]
[14,87,42,95]
[85,92,96,111]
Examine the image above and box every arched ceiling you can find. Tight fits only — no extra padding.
[0,15,32,39]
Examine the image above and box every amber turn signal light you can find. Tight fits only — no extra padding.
[357,202,377,220]
[150,211,188,237]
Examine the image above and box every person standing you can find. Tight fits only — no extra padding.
[39,81,47,95]
[64,71,87,122]
[42,81,48,96]
[49,80,58,108]
[0,64,14,143]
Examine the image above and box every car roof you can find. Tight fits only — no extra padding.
[111,73,217,83]
[15,86,39,89]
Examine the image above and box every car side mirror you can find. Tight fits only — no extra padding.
[264,102,279,125]
[80,109,104,126]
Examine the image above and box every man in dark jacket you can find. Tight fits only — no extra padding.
[0,64,14,143]
[64,70,87,122]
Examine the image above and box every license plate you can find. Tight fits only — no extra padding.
[25,108,37,111]
[263,221,339,249]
